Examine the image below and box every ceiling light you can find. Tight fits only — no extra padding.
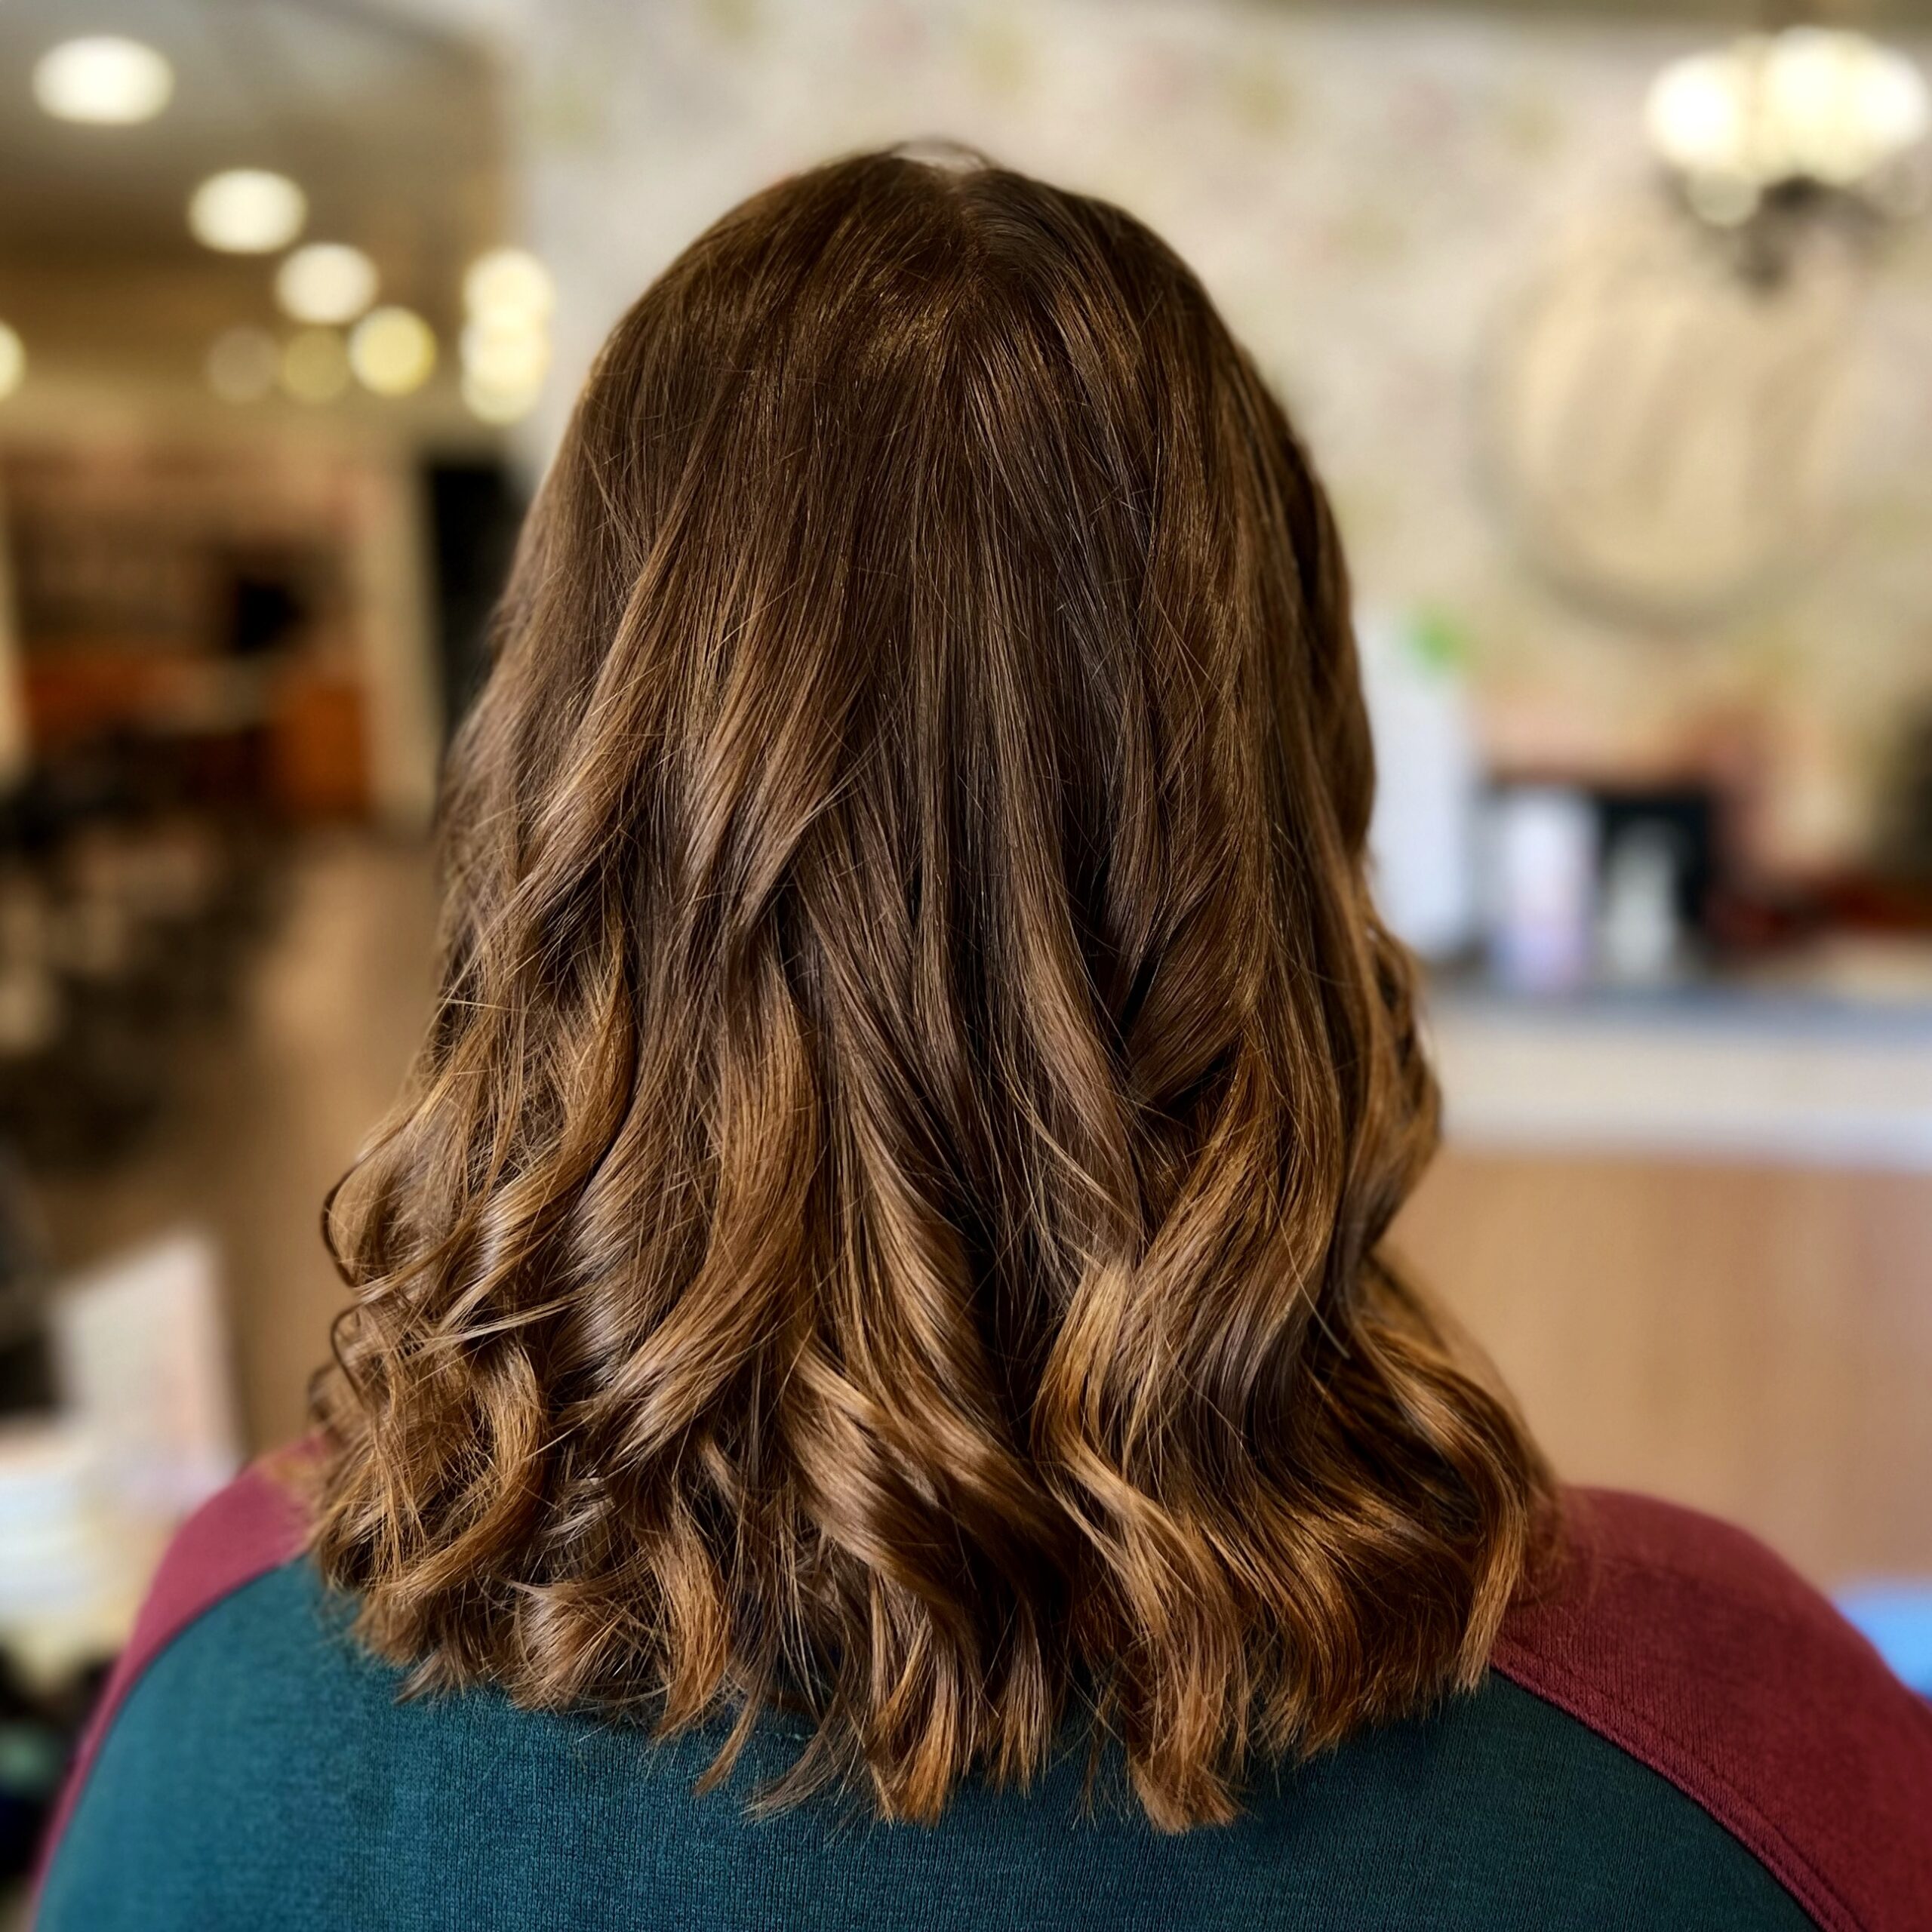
[463,249,555,325]
[206,328,279,405]
[460,311,548,426]
[1647,29,1930,193]
[461,369,542,425]
[189,171,307,254]
[349,307,436,395]
[1647,52,1746,180]
[34,36,174,125]
[280,330,350,405]
[1761,28,1930,185]
[0,325,24,401]
[460,316,549,392]
[275,244,378,325]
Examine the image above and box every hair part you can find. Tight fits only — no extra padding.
[312,149,1551,1831]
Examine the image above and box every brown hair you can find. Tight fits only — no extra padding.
[312,149,1549,1830]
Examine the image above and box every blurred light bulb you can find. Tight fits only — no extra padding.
[463,248,555,325]
[0,325,24,401]
[460,316,549,392]
[349,307,436,395]
[1647,49,1749,180]
[276,244,378,325]
[189,170,306,254]
[1863,45,1932,158]
[280,329,350,404]
[206,327,279,404]
[1765,29,1931,185]
[34,36,174,125]
[461,368,541,424]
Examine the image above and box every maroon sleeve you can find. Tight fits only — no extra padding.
[32,1452,312,1900]
[1494,1487,1932,1932]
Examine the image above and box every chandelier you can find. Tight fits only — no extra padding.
[1646,26,1930,240]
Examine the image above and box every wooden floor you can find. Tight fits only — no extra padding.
[32,835,1932,1589]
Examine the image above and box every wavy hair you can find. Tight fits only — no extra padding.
[312,149,1550,1830]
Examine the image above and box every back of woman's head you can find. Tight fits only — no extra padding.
[314,149,1548,1829]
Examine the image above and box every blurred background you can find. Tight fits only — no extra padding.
[3,0,1932,1889]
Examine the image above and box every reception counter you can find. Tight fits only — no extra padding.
[1429,977,1932,1173]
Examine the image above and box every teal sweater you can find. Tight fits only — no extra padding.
[33,1472,1932,1929]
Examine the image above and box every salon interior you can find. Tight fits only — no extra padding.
[2,0,1931,1897]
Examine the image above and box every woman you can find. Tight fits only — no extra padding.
[36,151,1932,1930]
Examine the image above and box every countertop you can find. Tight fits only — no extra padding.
[1426,940,1932,1171]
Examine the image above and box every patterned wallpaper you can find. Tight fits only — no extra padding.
[512,0,1932,872]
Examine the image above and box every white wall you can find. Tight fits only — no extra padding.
[496,0,1932,870]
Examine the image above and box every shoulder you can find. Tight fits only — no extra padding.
[99,1447,313,1695]
[34,1451,313,1907]
[1494,1487,1932,1932]
[123,1447,313,1651]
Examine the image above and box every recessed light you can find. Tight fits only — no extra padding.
[463,248,555,325]
[275,244,378,325]
[280,330,350,405]
[349,308,436,396]
[189,171,307,254]
[461,368,541,425]
[460,316,549,392]
[207,328,280,404]
[34,36,174,125]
